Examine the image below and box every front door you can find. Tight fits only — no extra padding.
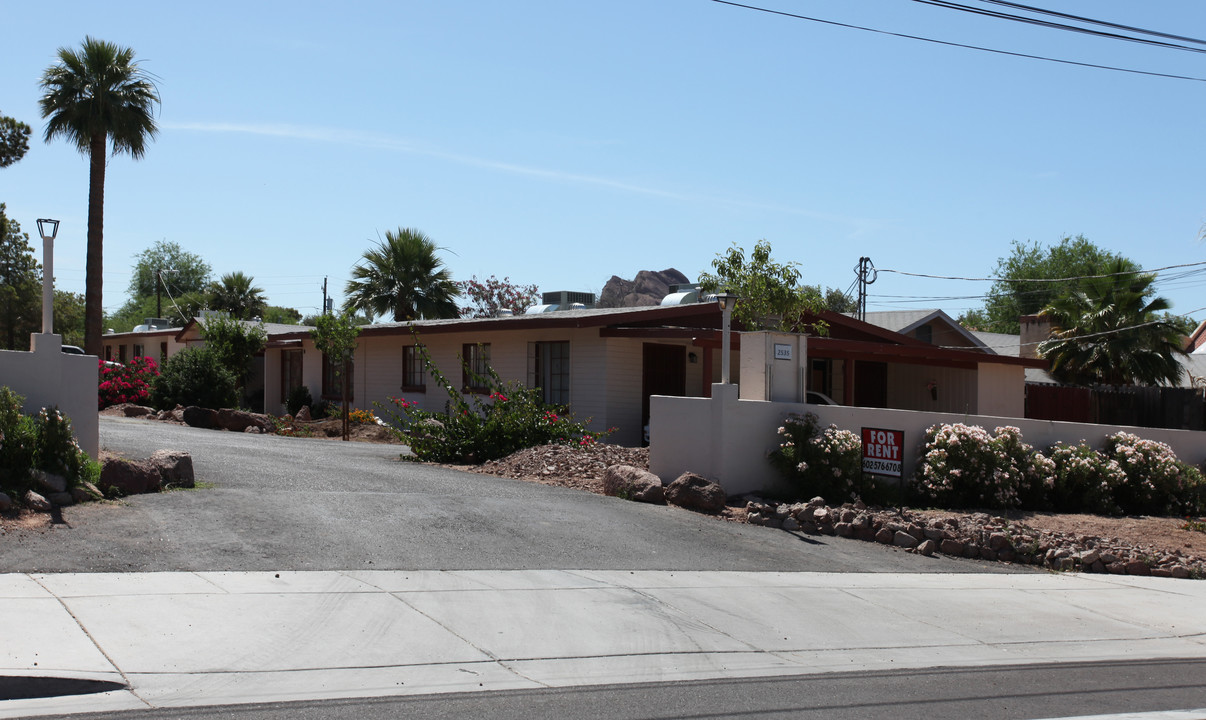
[642,343,686,440]
[853,360,888,408]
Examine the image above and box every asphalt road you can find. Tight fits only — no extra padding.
[30,659,1206,720]
[1,417,1024,575]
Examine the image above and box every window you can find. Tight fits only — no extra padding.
[915,324,933,345]
[159,342,168,365]
[118,345,128,364]
[461,343,491,393]
[402,346,426,392]
[528,341,570,405]
[133,344,144,359]
[105,346,113,361]
[281,349,303,400]
[322,353,354,401]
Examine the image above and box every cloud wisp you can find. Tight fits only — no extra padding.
[165,121,882,229]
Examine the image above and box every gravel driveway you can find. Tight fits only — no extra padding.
[0,417,1023,574]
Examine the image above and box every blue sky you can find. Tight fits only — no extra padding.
[2,1,1204,323]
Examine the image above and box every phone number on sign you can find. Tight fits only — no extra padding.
[862,458,901,475]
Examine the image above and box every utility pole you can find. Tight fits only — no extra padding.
[855,257,877,322]
[156,268,162,318]
[322,276,328,316]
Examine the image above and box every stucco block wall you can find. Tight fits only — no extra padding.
[651,391,1206,496]
[0,334,99,458]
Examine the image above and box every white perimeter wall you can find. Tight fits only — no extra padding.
[650,385,1206,496]
[0,334,99,458]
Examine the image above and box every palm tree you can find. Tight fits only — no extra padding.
[208,271,267,320]
[1037,260,1186,386]
[40,37,160,356]
[344,228,461,322]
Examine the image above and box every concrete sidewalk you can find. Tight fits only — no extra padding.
[4,570,1206,718]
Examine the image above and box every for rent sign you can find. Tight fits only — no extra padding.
[862,427,903,477]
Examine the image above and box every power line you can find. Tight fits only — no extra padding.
[913,0,1206,55]
[710,0,1206,82]
[877,260,1206,283]
[978,0,1206,47]
[943,305,1206,352]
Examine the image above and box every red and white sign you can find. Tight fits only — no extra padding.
[862,427,903,477]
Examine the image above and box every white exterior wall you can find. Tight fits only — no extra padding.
[0,334,99,458]
[651,392,1206,496]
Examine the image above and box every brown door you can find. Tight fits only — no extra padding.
[853,361,888,408]
[642,343,686,433]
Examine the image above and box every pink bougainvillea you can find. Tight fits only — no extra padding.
[98,356,159,409]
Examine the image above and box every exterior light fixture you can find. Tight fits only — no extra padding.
[36,219,60,335]
[715,292,738,384]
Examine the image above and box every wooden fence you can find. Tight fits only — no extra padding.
[1026,383,1206,431]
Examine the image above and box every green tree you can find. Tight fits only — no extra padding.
[0,208,41,350]
[0,111,31,168]
[200,314,267,401]
[53,290,86,347]
[1038,260,1186,386]
[262,305,302,325]
[344,228,461,322]
[208,271,267,320]
[458,275,540,318]
[311,311,360,440]
[128,240,211,300]
[40,37,161,356]
[802,284,857,314]
[106,291,207,332]
[697,240,823,332]
[964,236,1134,334]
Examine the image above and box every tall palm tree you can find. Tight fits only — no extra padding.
[1038,260,1186,386]
[344,228,461,322]
[208,271,267,320]
[40,37,160,355]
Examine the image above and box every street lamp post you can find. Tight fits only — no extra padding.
[715,292,738,384]
[36,218,59,336]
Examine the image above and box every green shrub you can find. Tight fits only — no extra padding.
[0,387,37,496]
[150,347,239,410]
[1104,431,1202,516]
[0,390,97,500]
[285,385,313,416]
[378,339,604,463]
[200,314,266,388]
[769,412,876,503]
[1046,441,1126,515]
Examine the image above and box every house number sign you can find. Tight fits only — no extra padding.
[773,343,793,360]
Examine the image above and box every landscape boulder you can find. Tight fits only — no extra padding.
[150,450,195,489]
[0,492,11,512]
[23,490,52,512]
[216,408,272,433]
[664,472,727,513]
[295,406,311,422]
[601,465,665,504]
[34,470,68,494]
[99,456,161,495]
[182,406,218,429]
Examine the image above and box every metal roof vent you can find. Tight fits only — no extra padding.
[660,290,699,306]
[541,291,595,309]
[525,304,559,314]
[496,308,514,318]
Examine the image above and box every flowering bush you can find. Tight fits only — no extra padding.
[346,408,379,425]
[0,387,99,501]
[377,338,606,463]
[913,423,1050,510]
[769,413,878,503]
[1103,432,1205,516]
[98,356,159,409]
[1046,441,1127,515]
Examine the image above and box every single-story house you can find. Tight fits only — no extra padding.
[256,302,1045,447]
